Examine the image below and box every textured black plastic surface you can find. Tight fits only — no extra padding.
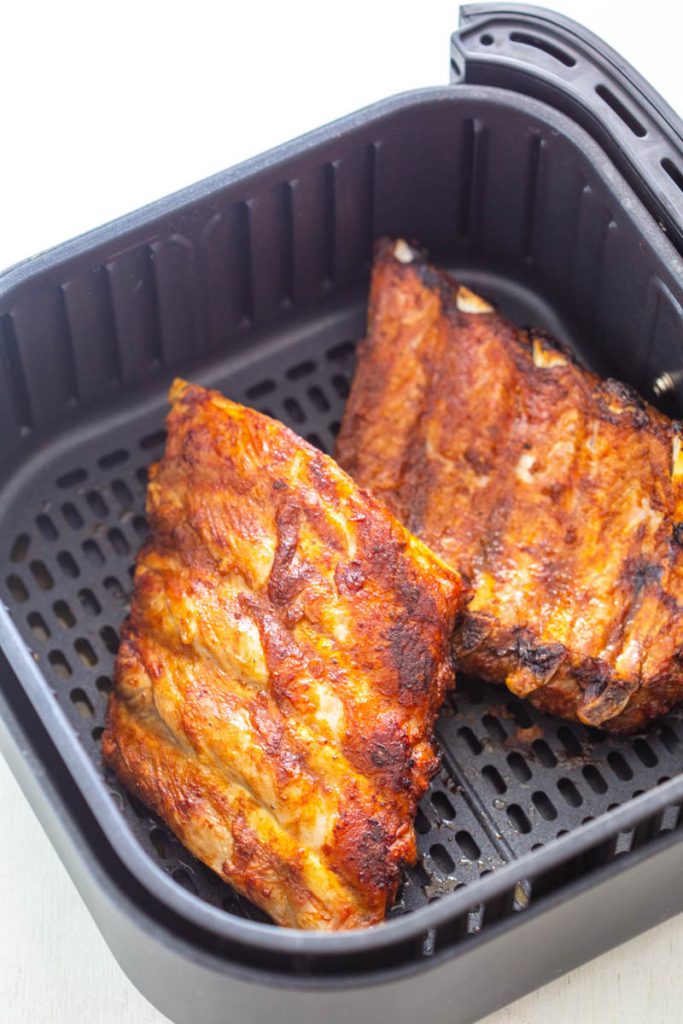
[2,15,683,1022]
[3,296,683,934]
[452,5,683,267]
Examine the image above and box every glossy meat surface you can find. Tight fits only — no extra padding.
[103,379,465,929]
[336,240,683,732]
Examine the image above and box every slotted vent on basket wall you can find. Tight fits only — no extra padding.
[4,328,683,926]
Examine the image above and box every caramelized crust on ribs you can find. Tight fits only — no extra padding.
[103,379,465,929]
[336,239,683,733]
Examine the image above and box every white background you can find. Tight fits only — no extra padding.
[2,1,683,1021]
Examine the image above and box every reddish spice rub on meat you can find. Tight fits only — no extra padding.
[103,379,465,929]
[336,239,683,733]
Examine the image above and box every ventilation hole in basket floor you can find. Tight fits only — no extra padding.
[173,868,198,895]
[658,776,672,786]
[507,701,534,728]
[27,611,50,642]
[532,791,558,821]
[53,599,75,628]
[582,764,608,793]
[108,528,130,555]
[98,448,129,470]
[283,397,305,425]
[430,844,456,875]
[10,534,30,562]
[658,722,680,752]
[557,777,583,806]
[607,751,633,781]
[633,738,658,767]
[132,515,149,538]
[57,551,80,579]
[96,675,112,694]
[306,432,325,451]
[458,726,482,755]
[415,807,431,834]
[103,576,127,602]
[482,714,507,744]
[331,374,350,399]
[100,625,119,655]
[140,429,167,451]
[6,575,29,603]
[36,514,59,541]
[245,379,275,400]
[91,725,104,742]
[86,490,109,518]
[531,739,557,768]
[111,479,134,507]
[150,827,168,858]
[70,687,94,718]
[75,638,98,667]
[78,588,101,616]
[326,340,355,363]
[136,466,148,487]
[430,791,456,821]
[61,502,84,530]
[30,560,54,590]
[456,831,481,860]
[286,360,316,380]
[557,726,583,757]
[82,539,105,566]
[126,791,150,819]
[507,804,532,834]
[307,386,330,412]
[507,752,531,782]
[482,764,507,794]
[57,468,87,489]
[329,420,341,437]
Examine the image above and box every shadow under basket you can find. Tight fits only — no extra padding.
[3,6,683,1023]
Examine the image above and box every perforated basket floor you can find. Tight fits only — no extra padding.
[2,290,683,928]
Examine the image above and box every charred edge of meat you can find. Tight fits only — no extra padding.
[515,630,566,679]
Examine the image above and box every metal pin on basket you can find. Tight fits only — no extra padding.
[653,370,683,398]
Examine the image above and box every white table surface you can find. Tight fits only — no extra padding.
[2,2,683,1021]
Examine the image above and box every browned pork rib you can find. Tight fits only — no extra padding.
[103,379,465,929]
[336,239,683,733]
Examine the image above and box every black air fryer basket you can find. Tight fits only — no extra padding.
[2,6,683,1023]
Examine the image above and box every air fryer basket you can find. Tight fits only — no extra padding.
[2,7,683,1024]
